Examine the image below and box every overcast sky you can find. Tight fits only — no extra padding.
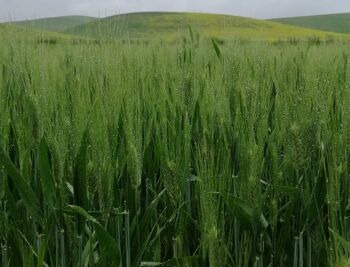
[1,0,350,22]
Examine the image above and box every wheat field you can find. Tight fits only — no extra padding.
[1,29,350,266]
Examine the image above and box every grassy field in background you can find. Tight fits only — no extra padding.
[2,15,350,267]
[64,12,350,41]
[8,16,97,32]
[0,23,100,46]
[271,13,350,34]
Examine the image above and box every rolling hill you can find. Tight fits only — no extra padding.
[270,13,350,34]
[0,23,97,45]
[9,16,97,32]
[64,12,348,41]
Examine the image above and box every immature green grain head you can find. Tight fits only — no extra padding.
[290,122,306,169]
[208,225,223,267]
[163,160,180,204]
[28,94,42,144]
[128,142,141,189]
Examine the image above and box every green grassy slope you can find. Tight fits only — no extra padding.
[270,13,350,34]
[0,23,97,44]
[65,12,348,41]
[9,16,97,32]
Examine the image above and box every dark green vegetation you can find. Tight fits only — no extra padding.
[64,12,348,41]
[271,13,350,34]
[9,16,97,32]
[1,30,350,267]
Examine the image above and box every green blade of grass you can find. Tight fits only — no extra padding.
[38,138,56,209]
[68,205,120,264]
[211,38,222,60]
[0,144,42,223]
[73,127,90,235]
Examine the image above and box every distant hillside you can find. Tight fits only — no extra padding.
[0,23,96,45]
[64,12,348,41]
[270,13,350,34]
[9,16,97,32]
